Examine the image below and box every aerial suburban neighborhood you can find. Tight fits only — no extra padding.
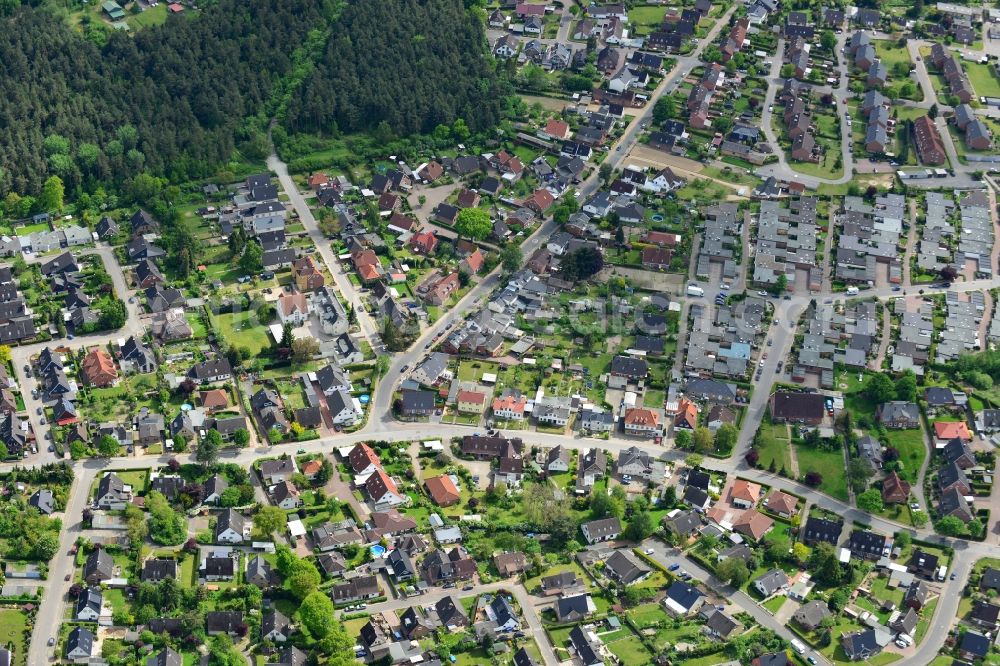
[9,0,1000,665]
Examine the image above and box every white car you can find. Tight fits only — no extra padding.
[757,290,768,297]
[759,359,765,368]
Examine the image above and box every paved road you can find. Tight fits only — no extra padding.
[756,31,854,187]
[16,8,994,663]
[14,244,143,468]
[351,582,560,666]
[266,151,380,347]
[19,234,993,666]
[366,3,738,429]
[643,538,834,664]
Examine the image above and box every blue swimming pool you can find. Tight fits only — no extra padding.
[651,214,664,222]
[370,545,386,557]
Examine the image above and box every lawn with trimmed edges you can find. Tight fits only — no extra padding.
[757,421,793,471]
[794,443,849,501]
[965,61,1000,98]
[882,428,927,483]
[0,608,27,666]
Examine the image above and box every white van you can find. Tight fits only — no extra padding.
[791,639,807,655]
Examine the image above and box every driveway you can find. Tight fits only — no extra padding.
[640,538,831,666]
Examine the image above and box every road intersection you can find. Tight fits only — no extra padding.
[14,8,1000,664]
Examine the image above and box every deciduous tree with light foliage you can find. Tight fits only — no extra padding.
[253,504,287,537]
[299,590,335,638]
[455,207,491,240]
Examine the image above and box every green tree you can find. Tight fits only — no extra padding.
[561,247,604,281]
[864,372,895,404]
[714,423,738,454]
[98,298,128,330]
[937,515,967,536]
[253,505,287,537]
[39,175,64,212]
[233,429,250,446]
[500,244,522,274]
[219,486,242,507]
[299,590,335,638]
[455,207,492,240]
[894,370,917,402]
[239,241,263,274]
[96,434,119,458]
[675,430,692,448]
[196,431,221,466]
[808,542,846,586]
[652,95,676,123]
[291,337,320,363]
[288,558,322,599]
[717,557,750,587]
[848,458,875,494]
[769,273,788,295]
[856,488,884,514]
[279,322,294,350]
[821,30,836,51]
[208,635,244,666]
[692,427,714,453]
[589,490,622,518]
[147,491,186,545]
[624,511,656,541]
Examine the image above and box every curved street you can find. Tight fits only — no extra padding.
[14,7,1000,665]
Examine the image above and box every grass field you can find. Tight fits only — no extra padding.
[789,143,844,180]
[763,595,787,613]
[628,6,668,35]
[605,634,653,663]
[794,443,849,500]
[874,40,912,70]
[965,61,1000,98]
[211,311,271,354]
[882,428,927,483]
[757,421,792,471]
[0,608,27,666]
[127,3,169,29]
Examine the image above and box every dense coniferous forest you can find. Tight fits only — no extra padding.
[0,0,325,197]
[284,0,507,138]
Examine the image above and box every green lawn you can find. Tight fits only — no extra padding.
[794,444,849,501]
[628,6,668,35]
[605,633,653,663]
[179,553,196,587]
[882,428,927,483]
[104,588,130,616]
[965,61,1000,98]
[914,597,937,644]
[869,575,905,607]
[626,602,671,629]
[127,3,169,29]
[210,311,271,354]
[757,421,792,471]
[0,608,27,666]
[186,313,208,339]
[763,596,787,613]
[874,40,912,71]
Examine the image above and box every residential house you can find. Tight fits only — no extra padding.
[580,517,621,544]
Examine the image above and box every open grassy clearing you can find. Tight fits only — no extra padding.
[794,443,849,501]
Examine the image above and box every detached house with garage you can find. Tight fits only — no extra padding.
[580,517,621,544]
